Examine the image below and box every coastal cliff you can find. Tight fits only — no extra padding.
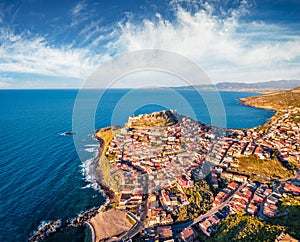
[94,126,121,193]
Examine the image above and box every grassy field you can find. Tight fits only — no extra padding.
[95,126,119,155]
[205,212,284,242]
[97,156,113,187]
[237,155,293,180]
[95,126,120,188]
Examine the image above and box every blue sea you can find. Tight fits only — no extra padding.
[0,89,274,241]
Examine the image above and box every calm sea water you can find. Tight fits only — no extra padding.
[0,89,274,241]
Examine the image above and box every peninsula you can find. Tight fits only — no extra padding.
[89,89,300,242]
[92,88,300,241]
[30,87,300,242]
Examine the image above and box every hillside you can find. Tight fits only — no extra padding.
[174,80,300,92]
[215,80,300,91]
[236,155,294,181]
[239,86,300,111]
[206,212,284,242]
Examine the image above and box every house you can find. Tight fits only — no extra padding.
[275,232,298,242]
[264,188,272,196]
[149,193,157,203]
[160,189,171,208]
[147,209,160,226]
[284,183,300,195]
[177,193,189,205]
[247,204,258,215]
[156,226,173,241]
[179,227,198,242]
[178,176,194,188]
[199,220,212,236]
[228,181,239,190]
[221,172,233,180]
[119,190,132,207]
[232,174,248,183]
[263,206,276,217]
[161,214,173,225]
[170,196,179,206]
[266,195,278,205]
[252,194,264,203]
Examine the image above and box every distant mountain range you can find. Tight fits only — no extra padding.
[174,80,300,92]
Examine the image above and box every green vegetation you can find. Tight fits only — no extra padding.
[95,126,120,155]
[207,194,300,241]
[240,86,300,111]
[95,126,120,189]
[98,156,123,192]
[106,202,118,210]
[173,180,214,222]
[97,156,113,187]
[237,155,293,180]
[126,214,137,225]
[207,212,284,242]
[292,111,300,122]
[269,195,300,239]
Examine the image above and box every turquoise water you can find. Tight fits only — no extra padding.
[0,89,274,241]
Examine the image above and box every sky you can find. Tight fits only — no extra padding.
[0,0,300,89]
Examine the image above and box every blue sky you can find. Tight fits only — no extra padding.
[0,0,300,88]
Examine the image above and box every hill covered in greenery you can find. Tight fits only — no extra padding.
[207,212,284,242]
[239,86,300,110]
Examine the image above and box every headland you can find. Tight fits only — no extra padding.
[30,88,300,241]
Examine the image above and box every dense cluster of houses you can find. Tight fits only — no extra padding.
[106,112,214,193]
[146,189,189,227]
[101,109,300,241]
[256,108,300,165]
[186,179,299,239]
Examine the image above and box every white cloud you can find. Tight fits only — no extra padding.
[72,2,86,17]
[115,2,300,83]
[0,81,10,88]
[0,28,109,80]
[1,0,300,88]
[0,10,3,24]
[70,1,90,27]
[0,76,12,88]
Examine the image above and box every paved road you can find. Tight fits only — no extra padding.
[192,182,247,225]
[125,198,148,238]
[118,176,149,241]
[116,183,246,241]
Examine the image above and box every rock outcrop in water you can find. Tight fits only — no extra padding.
[28,208,100,242]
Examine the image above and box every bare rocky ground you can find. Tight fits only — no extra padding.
[90,208,132,241]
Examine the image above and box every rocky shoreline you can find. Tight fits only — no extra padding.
[28,208,99,242]
[28,130,115,242]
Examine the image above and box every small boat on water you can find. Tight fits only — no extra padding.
[60,131,76,136]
